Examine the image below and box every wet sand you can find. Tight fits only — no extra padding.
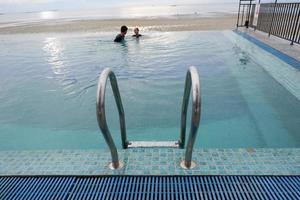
[0,15,236,34]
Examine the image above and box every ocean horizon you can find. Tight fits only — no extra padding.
[0,3,237,26]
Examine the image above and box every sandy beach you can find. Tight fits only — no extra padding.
[0,15,236,34]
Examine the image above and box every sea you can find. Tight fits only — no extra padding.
[0,3,237,28]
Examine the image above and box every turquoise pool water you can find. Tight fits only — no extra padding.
[0,31,299,150]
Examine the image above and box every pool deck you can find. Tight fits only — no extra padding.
[1,148,299,176]
[238,27,300,64]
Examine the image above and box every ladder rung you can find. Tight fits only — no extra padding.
[127,141,179,148]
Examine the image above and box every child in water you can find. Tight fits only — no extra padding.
[132,27,142,38]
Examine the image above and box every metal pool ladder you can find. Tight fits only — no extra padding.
[96,66,201,170]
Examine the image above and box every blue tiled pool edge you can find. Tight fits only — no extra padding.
[234,30,300,70]
[1,148,299,176]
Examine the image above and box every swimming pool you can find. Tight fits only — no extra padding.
[0,31,299,151]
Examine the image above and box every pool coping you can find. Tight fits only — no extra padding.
[234,30,300,70]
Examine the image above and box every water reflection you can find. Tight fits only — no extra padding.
[39,11,57,20]
[115,41,129,68]
[43,37,76,95]
[43,37,66,76]
[43,37,93,99]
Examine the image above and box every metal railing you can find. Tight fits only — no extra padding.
[96,68,128,169]
[237,0,255,28]
[256,2,300,45]
[96,67,201,170]
[237,1,300,45]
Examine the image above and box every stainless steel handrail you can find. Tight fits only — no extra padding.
[96,68,128,169]
[179,66,201,169]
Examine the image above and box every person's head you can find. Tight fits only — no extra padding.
[120,25,128,36]
[134,27,139,35]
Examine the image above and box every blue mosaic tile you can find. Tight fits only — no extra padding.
[0,148,300,176]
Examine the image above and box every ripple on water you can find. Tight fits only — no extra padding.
[1,31,300,149]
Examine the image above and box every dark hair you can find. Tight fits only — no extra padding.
[121,26,128,33]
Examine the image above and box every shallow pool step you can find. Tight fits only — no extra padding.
[1,176,299,200]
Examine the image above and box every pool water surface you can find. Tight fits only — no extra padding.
[0,31,299,151]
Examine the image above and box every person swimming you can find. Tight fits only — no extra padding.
[132,27,142,38]
[114,25,128,43]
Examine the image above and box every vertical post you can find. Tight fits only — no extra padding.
[246,0,253,28]
[291,5,300,45]
[241,5,245,27]
[269,0,278,36]
[237,0,241,28]
[254,0,261,31]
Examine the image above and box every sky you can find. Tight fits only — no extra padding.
[0,0,237,13]
[1,0,295,13]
